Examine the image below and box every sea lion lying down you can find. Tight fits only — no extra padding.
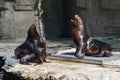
[15,24,46,64]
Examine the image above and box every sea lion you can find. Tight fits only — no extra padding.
[15,24,46,64]
[71,15,112,58]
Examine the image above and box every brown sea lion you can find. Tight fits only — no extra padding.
[71,15,112,59]
[15,24,46,64]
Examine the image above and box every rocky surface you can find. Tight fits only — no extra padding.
[0,38,120,80]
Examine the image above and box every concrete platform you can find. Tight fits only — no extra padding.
[49,48,120,66]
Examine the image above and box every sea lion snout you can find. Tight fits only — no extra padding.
[71,15,83,26]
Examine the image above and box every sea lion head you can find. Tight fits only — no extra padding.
[71,15,83,26]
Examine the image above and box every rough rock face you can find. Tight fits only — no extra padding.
[39,72,89,80]
[0,38,120,80]
[0,43,89,80]
[0,57,25,80]
[8,63,89,80]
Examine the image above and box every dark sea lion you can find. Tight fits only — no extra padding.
[15,24,46,64]
[71,15,112,58]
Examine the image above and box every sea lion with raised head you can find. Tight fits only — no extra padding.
[71,15,112,58]
[15,24,46,64]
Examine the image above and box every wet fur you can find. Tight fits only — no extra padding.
[15,24,46,64]
[71,15,112,58]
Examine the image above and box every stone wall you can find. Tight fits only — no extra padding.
[14,11,35,41]
[77,0,120,37]
[42,0,63,39]
[0,0,35,41]
[0,0,63,41]
[43,0,120,38]
[100,0,120,37]
[0,1,15,40]
[0,0,120,41]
